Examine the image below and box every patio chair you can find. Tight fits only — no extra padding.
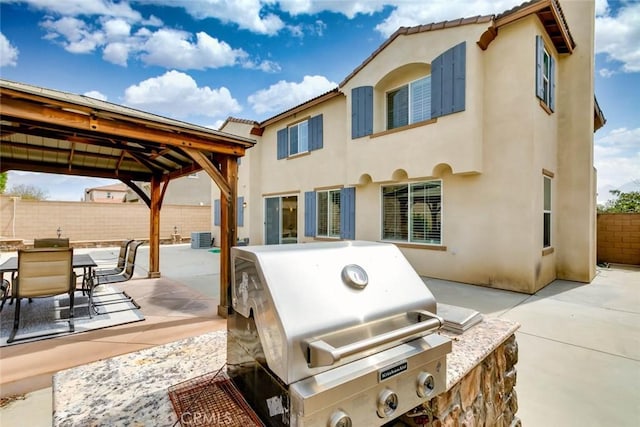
[7,247,76,343]
[94,239,134,277]
[89,240,143,315]
[33,238,70,248]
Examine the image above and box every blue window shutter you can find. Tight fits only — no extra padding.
[431,42,466,118]
[536,35,544,100]
[351,86,373,138]
[237,196,244,227]
[549,55,556,112]
[277,128,288,159]
[214,199,221,226]
[309,114,323,151]
[340,187,356,240]
[431,54,443,118]
[452,42,466,114]
[305,191,316,237]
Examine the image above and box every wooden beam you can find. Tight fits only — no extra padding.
[181,147,231,201]
[121,179,151,207]
[0,158,149,180]
[1,98,248,156]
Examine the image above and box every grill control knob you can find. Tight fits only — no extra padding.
[377,388,399,418]
[328,410,352,427]
[416,371,436,398]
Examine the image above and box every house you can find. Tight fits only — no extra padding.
[84,183,127,203]
[217,0,605,294]
[124,171,211,206]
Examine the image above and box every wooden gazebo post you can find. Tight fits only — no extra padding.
[148,174,162,278]
[218,156,238,317]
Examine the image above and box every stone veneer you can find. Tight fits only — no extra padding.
[400,334,520,427]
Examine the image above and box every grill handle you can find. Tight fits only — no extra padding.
[305,310,443,368]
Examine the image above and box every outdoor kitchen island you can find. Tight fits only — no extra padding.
[53,317,520,426]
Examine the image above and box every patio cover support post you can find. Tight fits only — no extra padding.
[218,155,238,318]
[148,174,162,278]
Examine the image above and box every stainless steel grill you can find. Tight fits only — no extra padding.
[227,241,451,427]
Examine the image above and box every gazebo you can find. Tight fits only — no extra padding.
[0,78,255,317]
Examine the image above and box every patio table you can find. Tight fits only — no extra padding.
[0,253,97,311]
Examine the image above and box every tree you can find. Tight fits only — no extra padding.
[5,184,49,200]
[0,172,6,194]
[600,190,640,213]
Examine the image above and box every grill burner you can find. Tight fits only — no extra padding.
[227,241,451,426]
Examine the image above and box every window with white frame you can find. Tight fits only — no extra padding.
[317,189,341,238]
[382,181,441,244]
[543,176,552,248]
[288,120,309,156]
[386,76,431,130]
[536,35,555,111]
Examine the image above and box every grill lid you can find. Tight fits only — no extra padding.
[230,241,441,384]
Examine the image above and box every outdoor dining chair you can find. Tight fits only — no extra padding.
[89,240,143,315]
[93,239,134,277]
[33,238,70,248]
[7,247,76,343]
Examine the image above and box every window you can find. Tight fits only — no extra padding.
[536,35,555,111]
[382,181,441,244]
[543,176,552,248]
[305,188,355,239]
[277,114,323,159]
[387,76,431,130]
[317,189,341,238]
[288,120,309,155]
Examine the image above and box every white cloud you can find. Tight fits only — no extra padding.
[142,0,285,35]
[83,90,107,101]
[41,16,105,53]
[248,75,337,115]
[595,2,640,73]
[594,127,640,191]
[141,29,248,69]
[374,0,521,37]
[279,0,387,19]
[7,0,142,21]
[0,33,19,67]
[598,68,616,78]
[123,70,242,119]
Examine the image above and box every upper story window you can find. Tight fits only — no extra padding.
[386,76,431,130]
[289,120,309,155]
[351,41,466,139]
[277,114,323,159]
[536,35,555,112]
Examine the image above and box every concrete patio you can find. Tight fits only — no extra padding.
[0,244,638,426]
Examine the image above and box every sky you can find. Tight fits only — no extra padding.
[0,0,638,203]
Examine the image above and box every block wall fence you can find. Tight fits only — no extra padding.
[597,213,640,266]
[0,196,211,248]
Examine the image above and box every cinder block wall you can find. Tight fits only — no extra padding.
[597,213,640,265]
[0,196,211,243]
